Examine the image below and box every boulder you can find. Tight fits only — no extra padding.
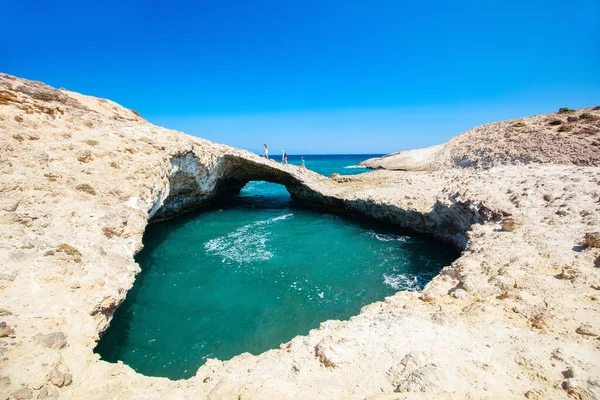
[34,332,67,349]
[501,217,523,232]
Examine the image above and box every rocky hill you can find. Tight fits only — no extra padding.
[361,107,600,170]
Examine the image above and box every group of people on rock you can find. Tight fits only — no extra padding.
[262,144,307,173]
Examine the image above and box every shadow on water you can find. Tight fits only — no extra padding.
[95,182,459,379]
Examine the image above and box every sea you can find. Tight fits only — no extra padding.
[95,154,457,379]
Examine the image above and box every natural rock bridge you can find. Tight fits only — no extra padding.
[146,149,498,251]
[149,150,337,221]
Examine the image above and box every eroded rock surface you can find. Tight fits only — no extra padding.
[0,73,599,399]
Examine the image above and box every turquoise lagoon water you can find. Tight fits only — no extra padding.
[95,155,457,379]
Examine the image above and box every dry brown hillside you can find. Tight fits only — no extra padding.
[361,107,600,170]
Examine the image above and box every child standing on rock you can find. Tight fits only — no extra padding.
[262,144,269,159]
[299,157,307,173]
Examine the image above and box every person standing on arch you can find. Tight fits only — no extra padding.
[299,156,307,173]
[281,149,288,165]
[262,144,269,159]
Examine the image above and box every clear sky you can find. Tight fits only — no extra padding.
[2,0,599,154]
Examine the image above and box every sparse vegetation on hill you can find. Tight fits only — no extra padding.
[558,125,573,133]
[76,184,96,195]
[56,243,82,263]
[56,243,81,257]
[558,107,575,114]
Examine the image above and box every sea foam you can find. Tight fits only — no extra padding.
[383,273,421,291]
[368,231,412,243]
[204,213,293,263]
[343,165,368,169]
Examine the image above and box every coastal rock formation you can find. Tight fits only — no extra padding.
[360,108,600,170]
[1,74,599,399]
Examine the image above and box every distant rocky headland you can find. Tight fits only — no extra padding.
[360,106,600,170]
[1,74,599,399]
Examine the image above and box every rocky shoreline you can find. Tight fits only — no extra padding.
[1,74,599,399]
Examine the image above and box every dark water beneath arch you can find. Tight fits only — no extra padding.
[95,155,458,379]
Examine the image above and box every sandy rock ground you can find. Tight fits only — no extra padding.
[0,74,599,399]
[361,108,600,170]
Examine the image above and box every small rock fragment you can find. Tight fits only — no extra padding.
[524,389,544,399]
[562,378,595,398]
[314,336,359,368]
[584,232,600,248]
[0,200,20,212]
[400,351,426,372]
[0,322,15,337]
[13,388,33,399]
[314,342,337,368]
[563,366,577,378]
[431,311,455,326]
[497,291,510,299]
[450,288,468,299]
[397,363,445,393]
[49,368,65,387]
[556,209,568,217]
[34,332,67,349]
[0,376,10,387]
[501,217,523,232]
[530,312,549,330]
[38,387,49,399]
[575,324,597,336]
[551,348,565,361]
[494,275,516,291]
[77,150,93,163]
[561,268,578,280]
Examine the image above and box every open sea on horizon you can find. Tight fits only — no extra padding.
[262,153,383,175]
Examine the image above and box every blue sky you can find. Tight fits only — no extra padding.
[2,0,599,154]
